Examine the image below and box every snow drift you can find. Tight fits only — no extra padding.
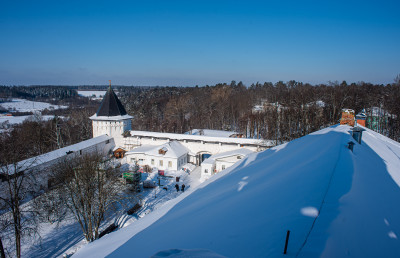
[74,125,400,257]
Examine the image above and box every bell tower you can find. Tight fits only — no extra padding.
[90,82,133,147]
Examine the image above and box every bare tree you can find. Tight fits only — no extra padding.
[45,152,136,242]
[0,152,40,258]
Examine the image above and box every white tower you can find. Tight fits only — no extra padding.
[90,84,133,148]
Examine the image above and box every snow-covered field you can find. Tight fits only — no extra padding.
[0,98,67,113]
[77,91,106,100]
[0,115,56,125]
[73,125,400,257]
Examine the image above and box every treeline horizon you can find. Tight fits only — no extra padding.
[0,78,399,165]
[0,78,397,88]
[120,79,400,143]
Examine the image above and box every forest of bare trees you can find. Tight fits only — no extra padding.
[120,79,400,143]
[1,79,399,165]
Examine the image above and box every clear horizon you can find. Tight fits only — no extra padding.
[1,0,399,86]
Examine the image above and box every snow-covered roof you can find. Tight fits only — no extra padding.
[185,129,237,138]
[356,113,367,119]
[202,148,254,165]
[1,135,113,175]
[130,130,269,146]
[112,146,126,151]
[342,108,355,113]
[126,141,189,159]
[126,145,158,154]
[74,125,400,257]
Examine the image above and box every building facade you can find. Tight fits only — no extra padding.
[90,85,132,147]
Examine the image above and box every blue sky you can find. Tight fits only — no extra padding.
[0,0,399,86]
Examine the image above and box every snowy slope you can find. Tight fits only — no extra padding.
[0,115,56,125]
[0,98,67,112]
[73,125,400,257]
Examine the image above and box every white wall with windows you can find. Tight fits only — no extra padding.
[128,153,188,171]
[125,141,189,172]
[200,149,254,182]
[200,162,215,181]
[215,155,244,172]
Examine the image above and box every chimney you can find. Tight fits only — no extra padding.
[351,127,366,144]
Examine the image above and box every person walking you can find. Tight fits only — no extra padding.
[181,184,185,192]
[175,183,179,192]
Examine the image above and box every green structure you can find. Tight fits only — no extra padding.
[366,107,390,133]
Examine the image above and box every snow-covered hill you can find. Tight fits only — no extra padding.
[0,98,67,112]
[73,125,400,257]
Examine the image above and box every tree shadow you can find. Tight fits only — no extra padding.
[26,221,84,258]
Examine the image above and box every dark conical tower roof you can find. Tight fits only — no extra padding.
[96,86,127,116]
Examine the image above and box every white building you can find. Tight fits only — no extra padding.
[0,135,115,186]
[201,148,254,181]
[125,141,190,172]
[123,131,269,165]
[89,86,270,179]
[90,85,133,148]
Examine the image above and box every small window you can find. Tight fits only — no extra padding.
[131,158,136,162]
[79,150,82,155]
[159,160,163,166]
[168,161,172,168]
[222,165,226,170]
[151,159,154,165]
[205,169,208,173]
[106,140,110,144]
[237,156,242,159]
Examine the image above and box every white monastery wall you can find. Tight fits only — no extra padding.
[123,136,259,155]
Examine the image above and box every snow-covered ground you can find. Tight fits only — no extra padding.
[0,115,56,125]
[73,125,400,257]
[77,91,106,100]
[22,165,202,257]
[0,98,67,113]
[0,115,60,133]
